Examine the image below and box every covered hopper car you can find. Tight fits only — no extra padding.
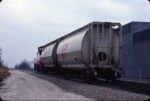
[34,22,122,80]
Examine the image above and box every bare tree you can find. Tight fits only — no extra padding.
[0,48,3,66]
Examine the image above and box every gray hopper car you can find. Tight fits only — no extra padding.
[34,22,122,80]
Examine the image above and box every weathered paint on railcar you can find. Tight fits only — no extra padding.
[35,22,122,79]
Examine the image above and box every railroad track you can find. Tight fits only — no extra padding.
[32,70,150,95]
[114,80,150,95]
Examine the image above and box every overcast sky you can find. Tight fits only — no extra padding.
[0,0,150,68]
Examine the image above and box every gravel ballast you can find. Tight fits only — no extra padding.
[0,70,150,100]
[27,70,150,100]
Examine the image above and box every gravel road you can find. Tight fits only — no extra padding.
[0,70,149,100]
[0,70,90,100]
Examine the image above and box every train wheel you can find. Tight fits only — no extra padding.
[34,67,36,71]
[36,66,39,72]
[85,69,96,82]
[40,66,47,73]
[42,65,47,73]
[35,66,37,71]
[34,64,36,71]
[39,66,42,72]
[111,78,117,82]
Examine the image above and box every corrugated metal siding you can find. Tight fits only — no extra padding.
[122,22,150,78]
[133,28,150,43]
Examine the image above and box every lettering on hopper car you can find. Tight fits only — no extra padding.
[61,43,69,58]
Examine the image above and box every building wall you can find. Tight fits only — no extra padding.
[122,22,150,78]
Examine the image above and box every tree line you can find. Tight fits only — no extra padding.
[14,60,31,69]
[0,47,31,69]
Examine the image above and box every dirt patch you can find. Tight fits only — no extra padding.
[0,70,90,100]
[0,67,10,82]
[0,67,10,101]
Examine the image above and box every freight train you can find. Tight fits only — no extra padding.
[34,22,122,80]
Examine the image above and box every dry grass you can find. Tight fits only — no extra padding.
[0,66,9,82]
